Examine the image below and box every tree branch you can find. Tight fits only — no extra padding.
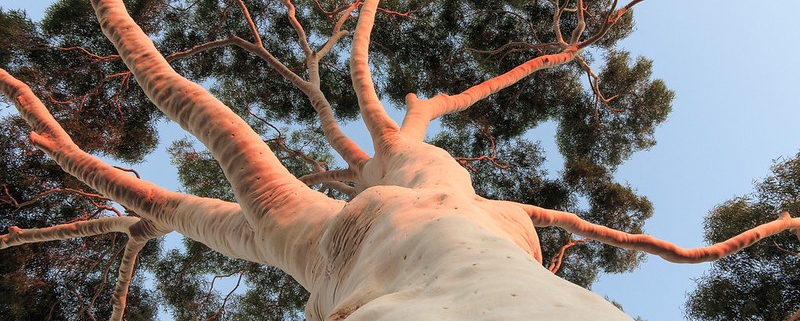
[302,3,371,170]
[312,0,354,18]
[88,0,322,223]
[547,0,571,44]
[520,203,800,263]
[234,0,263,47]
[166,38,238,61]
[569,0,586,45]
[281,0,312,57]
[771,240,800,257]
[548,236,588,273]
[401,48,579,141]
[788,306,800,321]
[1,185,124,217]
[230,3,370,169]
[248,101,368,172]
[400,0,641,141]
[0,69,169,223]
[351,0,401,148]
[204,262,252,321]
[453,127,508,173]
[0,216,139,249]
[1,65,277,269]
[320,182,357,199]
[75,235,125,320]
[299,169,357,186]
[576,0,644,50]
[109,240,147,321]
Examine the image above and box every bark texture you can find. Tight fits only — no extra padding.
[2,0,799,320]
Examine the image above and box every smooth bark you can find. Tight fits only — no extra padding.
[2,1,799,320]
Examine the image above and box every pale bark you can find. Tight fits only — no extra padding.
[2,0,799,320]
[350,0,401,153]
[0,68,262,259]
[0,217,139,249]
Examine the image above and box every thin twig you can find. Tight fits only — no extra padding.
[454,127,509,173]
[203,263,253,321]
[771,240,800,257]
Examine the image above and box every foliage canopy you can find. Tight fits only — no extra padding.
[0,0,673,319]
[686,152,800,321]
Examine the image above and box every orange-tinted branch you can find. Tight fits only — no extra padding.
[453,127,508,173]
[230,6,370,169]
[576,0,643,50]
[281,0,312,56]
[351,0,401,148]
[521,203,800,263]
[548,237,589,273]
[235,0,263,47]
[401,48,579,141]
[90,0,318,222]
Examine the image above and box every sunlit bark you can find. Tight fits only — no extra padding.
[522,204,800,263]
[2,0,799,320]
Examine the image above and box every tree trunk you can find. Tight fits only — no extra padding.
[2,1,799,320]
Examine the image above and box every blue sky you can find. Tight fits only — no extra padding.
[7,1,800,320]
[591,1,800,319]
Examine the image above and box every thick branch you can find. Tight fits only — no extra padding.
[351,0,401,148]
[401,48,579,141]
[569,0,586,45]
[520,203,800,263]
[320,182,356,199]
[0,69,172,224]
[89,0,320,222]
[109,240,146,321]
[400,0,641,141]
[0,68,271,266]
[2,220,155,321]
[57,1,348,289]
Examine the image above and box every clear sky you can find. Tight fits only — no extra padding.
[590,1,800,319]
[7,1,800,320]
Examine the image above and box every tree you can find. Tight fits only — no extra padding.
[2,0,667,317]
[0,6,162,318]
[1,0,799,320]
[686,152,800,321]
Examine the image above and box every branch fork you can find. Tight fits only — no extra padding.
[7,1,798,320]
